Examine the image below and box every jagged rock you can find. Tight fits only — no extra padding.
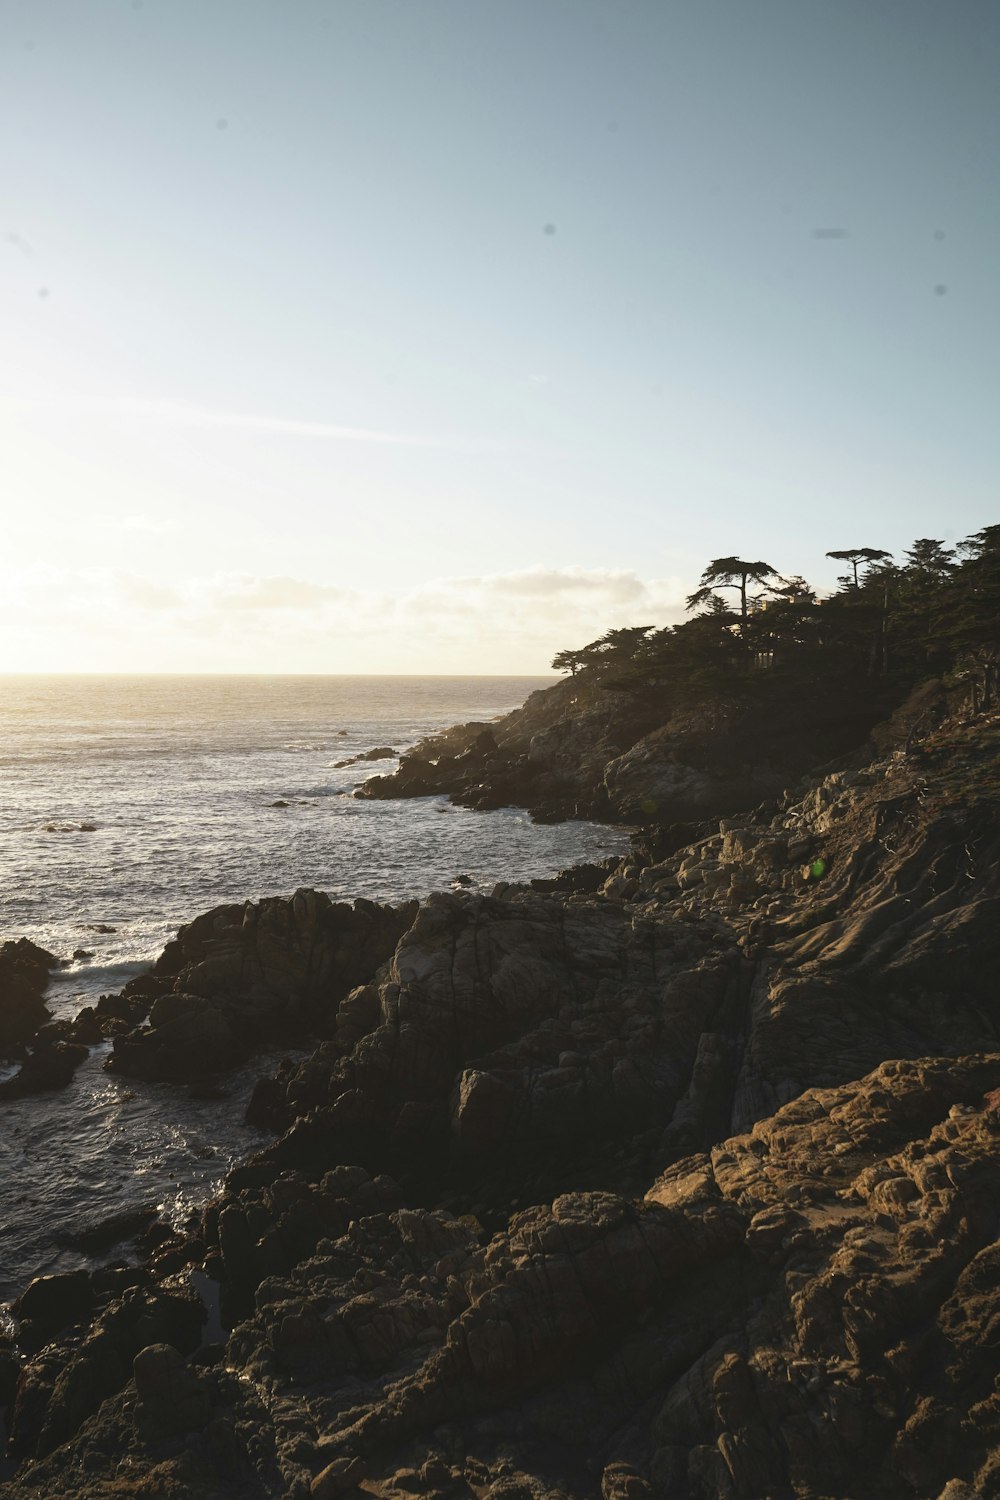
[357,673,899,826]
[5,710,1000,1499]
[239,890,739,1198]
[9,1280,205,1461]
[604,723,773,822]
[13,1272,93,1347]
[334,745,398,769]
[0,938,58,1048]
[645,1054,1000,1500]
[133,1342,211,1440]
[6,1049,1000,1498]
[105,890,417,1080]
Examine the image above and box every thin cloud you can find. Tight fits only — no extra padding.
[212,574,351,610]
[10,395,462,449]
[479,566,648,602]
[0,562,690,672]
[396,567,686,633]
[115,572,182,610]
[1,565,180,612]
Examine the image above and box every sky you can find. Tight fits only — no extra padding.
[2,0,999,673]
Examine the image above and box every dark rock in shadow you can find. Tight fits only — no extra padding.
[104,889,417,1083]
[0,939,59,1050]
[0,1039,89,1099]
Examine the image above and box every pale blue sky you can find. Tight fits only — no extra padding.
[2,1,998,670]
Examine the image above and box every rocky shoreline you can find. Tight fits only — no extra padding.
[1,690,998,1498]
[353,669,907,826]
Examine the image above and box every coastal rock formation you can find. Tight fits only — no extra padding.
[603,720,1000,1133]
[356,673,900,825]
[233,888,745,1200]
[3,706,999,1497]
[0,941,89,1097]
[353,681,662,818]
[0,1037,90,1099]
[333,746,398,769]
[8,1277,206,1461]
[5,1057,997,1498]
[103,891,417,1082]
[224,713,1000,1207]
[0,938,59,1050]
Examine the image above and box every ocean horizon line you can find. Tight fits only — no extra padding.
[0,670,559,680]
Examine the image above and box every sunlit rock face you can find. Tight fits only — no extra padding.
[7,1059,999,1498]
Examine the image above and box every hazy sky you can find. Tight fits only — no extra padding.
[3,0,998,672]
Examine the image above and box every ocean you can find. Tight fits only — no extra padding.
[0,675,627,1301]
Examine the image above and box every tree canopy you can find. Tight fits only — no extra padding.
[550,526,1000,718]
[685,557,782,636]
[825,547,892,589]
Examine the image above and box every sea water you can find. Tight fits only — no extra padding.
[0,675,626,1299]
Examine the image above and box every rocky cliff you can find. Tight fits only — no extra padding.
[2,701,998,1499]
[355,671,906,825]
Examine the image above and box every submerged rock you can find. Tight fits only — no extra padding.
[333,745,398,769]
[0,1039,89,1098]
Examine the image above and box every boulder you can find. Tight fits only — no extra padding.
[0,939,58,1048]
[132,1342,211,1440]
[108,994,237,1081]
[9,1281,205,1460]
[0,1040,89,1099]
[13,1272,93,1346]
[311,1455,367,1496]
[105,891,417,1080]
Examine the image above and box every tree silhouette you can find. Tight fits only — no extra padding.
[902,538,956,577]
[935,527,1000,710]
[592,626,654,659]
[686,557,781,638]
[751,575,819,664]
[884,540,957,673]
[546,525,1000,723]
[825,547,891,589]
[550,628,653,680]
[551,648,587,676]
